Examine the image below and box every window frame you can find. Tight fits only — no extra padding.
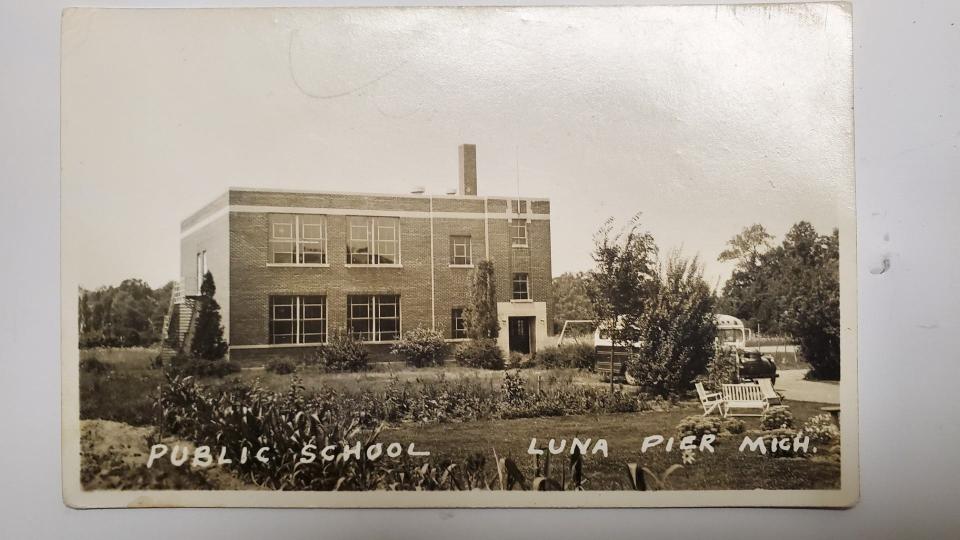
[512,273,531,301]
[451,308,467,339]
[449,235,472,266]
[196,250,207,292]
[269,295,327,345]
[346,216,401,266]
[511,221,528,247]
[347,294,402,342]
[268,214,328,266]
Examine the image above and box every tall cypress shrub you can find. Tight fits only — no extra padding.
[464,259,499,339]
[191,271,228,360]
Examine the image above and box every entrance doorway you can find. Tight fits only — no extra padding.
[508,316,535,354]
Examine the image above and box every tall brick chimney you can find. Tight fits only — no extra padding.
[458,144,477,196]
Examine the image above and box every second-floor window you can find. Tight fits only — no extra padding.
[270,295,327,344]
[270,214,326,264]
[347,216,399,265]
[511,222,528,247]
[512,273,530,300]
[450,235,472,265]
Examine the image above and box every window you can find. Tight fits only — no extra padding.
[269,214,327,264]
[347,216,399,265]
[347,295,401,341]
[450,235,472,265]
[511,200,528,214]
[451,308,467,339]
[196,251,207,290]
[511,222,528,247]
[270,295,327,344]
[512,273,530,300]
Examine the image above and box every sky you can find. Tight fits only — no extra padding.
[61,5,853,290]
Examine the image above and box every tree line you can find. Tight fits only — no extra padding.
[78,279,174,348]
[551,220,841,383]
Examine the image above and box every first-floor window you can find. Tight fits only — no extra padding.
[451,308,467,339]
[270,295,327,344]
[512,273,530,300]
[347,294,401,341]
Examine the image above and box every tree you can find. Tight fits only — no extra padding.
[587,216,658,391]
[717,221,841,380]
[629,255,717,396]
[464,259,499,339]
[190,271,228,360]
[781,227,840,379]
[718,224,773,264]
[551,272,593,332]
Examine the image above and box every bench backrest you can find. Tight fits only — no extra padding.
[722,383,764,402]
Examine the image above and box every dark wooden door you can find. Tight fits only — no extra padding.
[509,317,531,354]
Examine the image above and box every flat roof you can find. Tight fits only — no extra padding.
[181,187,550,231]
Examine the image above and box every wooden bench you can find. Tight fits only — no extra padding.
[721,383,769,417]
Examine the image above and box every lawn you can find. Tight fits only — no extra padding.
[77,347,841,491]
[383,401,841,491]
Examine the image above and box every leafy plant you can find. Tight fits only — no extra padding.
[391,327,449,368]
[801,413,839,444]
[265,359,297,375]
[310,328,369,372]
[760,405,795,430]
[454,339,505,370]
[536,344,597,370]
[628,254,717,397]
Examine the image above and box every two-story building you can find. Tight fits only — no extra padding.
[173,144,553,363]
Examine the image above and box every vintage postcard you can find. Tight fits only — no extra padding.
[61,4,858,508]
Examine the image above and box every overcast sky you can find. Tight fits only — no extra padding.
[61,5,852,290]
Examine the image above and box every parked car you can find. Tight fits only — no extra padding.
[736,350,778,383]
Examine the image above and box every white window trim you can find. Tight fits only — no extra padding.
[450,235,472,266]
[269,215,328,266]
[512,273,531,300]
[511,222,529,248]
[347,294,402,342]
[347,216,401,266]
[270,295,328,345]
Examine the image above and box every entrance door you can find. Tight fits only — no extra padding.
[508,317,532,354]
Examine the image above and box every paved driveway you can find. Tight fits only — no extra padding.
[776,369,840,404]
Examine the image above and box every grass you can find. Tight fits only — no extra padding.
[384,401,841,490]
[78,347,841,491]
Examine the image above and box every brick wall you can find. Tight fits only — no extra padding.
[183,189,552,364]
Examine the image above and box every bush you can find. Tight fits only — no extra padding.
[169,353,241,378]
[676,415,723,444]
[627,256,718,397]
[759,405,794,430]
[454,339,504,370]
[391,327,448,368]
[265,359,296,375]
[79,356,111,375]
[747,428,810,459]
[311,329,369,372]
[536,344,597,370]
[801,413,840,444]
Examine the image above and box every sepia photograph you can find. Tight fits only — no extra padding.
[60,4,858,507]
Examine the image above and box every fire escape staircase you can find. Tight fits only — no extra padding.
[159,280,201,360]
